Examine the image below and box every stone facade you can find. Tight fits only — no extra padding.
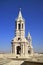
[11,9,33,57]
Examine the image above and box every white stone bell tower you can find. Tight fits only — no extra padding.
[15,8,25,37]
[11,9,33,57]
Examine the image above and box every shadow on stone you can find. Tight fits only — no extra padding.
[21,61,43,65]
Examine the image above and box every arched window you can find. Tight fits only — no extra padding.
[17,46,21,54]
[18,24,21,30]
[28,50,31,54]
[18,38,20,40]
[28,46,31,54]
[22,23,23,29]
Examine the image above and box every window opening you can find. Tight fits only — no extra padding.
[22,24,23,29]
[17,46,21,54]
[18,24,20,30]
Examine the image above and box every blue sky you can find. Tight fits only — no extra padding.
[0,0,43,53]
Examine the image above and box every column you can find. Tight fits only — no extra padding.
[15,44,16,55]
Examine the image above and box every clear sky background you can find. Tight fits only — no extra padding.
[0,0,43,53]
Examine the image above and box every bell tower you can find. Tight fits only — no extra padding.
[15,8,25,37]
[11,9,33,57]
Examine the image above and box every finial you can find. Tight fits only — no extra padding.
[28,32,30,37]
[18,8,22,18]
[20,8,21,11]
[16,8,23,21]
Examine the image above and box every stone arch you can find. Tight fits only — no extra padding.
[22,23,23,29]
[18,23,21,30]
[17,46,21,54]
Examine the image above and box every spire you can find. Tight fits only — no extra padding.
[28,32,32,39]
[18,8,22,19]
[16,8,24,21]
[28,32,30,37]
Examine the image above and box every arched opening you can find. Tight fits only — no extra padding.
[18,24,21,30]
[28,46,31,54]
[18,38,20,40]
[22,23,23,29]
[17,46,21,54]
[28,50,31,54]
